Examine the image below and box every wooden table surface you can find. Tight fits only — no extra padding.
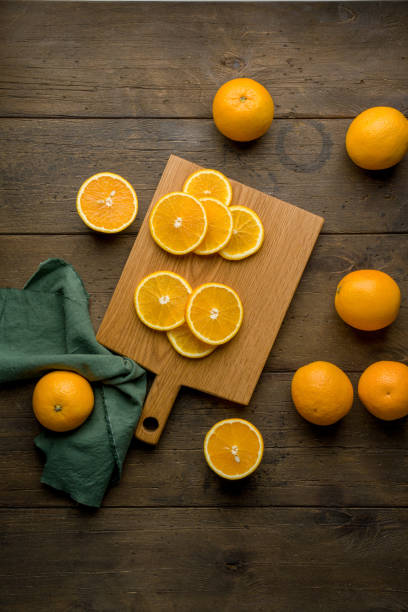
[1,2,407,610]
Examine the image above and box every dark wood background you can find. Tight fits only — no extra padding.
[1,2,407,610]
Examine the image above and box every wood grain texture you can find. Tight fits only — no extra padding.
[1,2,408,609]
[1,233,406,372]
[2,507,408,612]
[97,155,323,441]
[134,371,181,444]
[2,373,408,508]
[1,118,408,235]
[1,2,407,118]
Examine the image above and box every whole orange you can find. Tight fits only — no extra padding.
[32,371,94,432]
[346,106,408,170]
[358,361,408,421]
[291,361,353,426]
[335,270,401,331]
[212,78,274,142]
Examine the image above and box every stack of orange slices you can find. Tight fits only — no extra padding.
[134,272,244,359]
[149,169,264,261]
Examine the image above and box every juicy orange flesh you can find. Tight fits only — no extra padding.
[138,275,190,327]
[207,422,261,476]
[195,199,232,253]
[151,194,206,251]
[185,173,230,204]
[79,176,136,229]
[224,209,261,253]
[168,324,215,356]
[189,286,241,342]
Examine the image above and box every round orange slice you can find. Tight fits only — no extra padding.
[185,282,243,345]
[149,192,207,255]
[183,169,232,206]
[219,205,264,260]
[194,198,233,255]
[167,324,216,359]
[76,172,138,233]
[134,271,192,331]
[204,418,264,480]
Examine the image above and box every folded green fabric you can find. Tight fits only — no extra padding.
[0,258,146,507]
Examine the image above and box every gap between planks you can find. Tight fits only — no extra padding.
[2,504,408,511]
[0,115,358,121]
[1,232,407,237]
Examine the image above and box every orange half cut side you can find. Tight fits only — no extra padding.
[76,172,138,233]
[204,418,264,479]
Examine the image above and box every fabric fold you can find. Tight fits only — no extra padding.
[0,258,146,507]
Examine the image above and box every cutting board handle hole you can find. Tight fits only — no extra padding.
[142,416,159,432]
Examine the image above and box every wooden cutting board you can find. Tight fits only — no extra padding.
[97,155,324,444]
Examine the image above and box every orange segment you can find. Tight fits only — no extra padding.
[185,282,243,345]
[183,169,232,206]
[194,198,233,255]
[76,172,138,233]
[204,418,264,479]
[167,324,216,359]
[134,271,192,331]
[149,192,207,255]
[219,205,264,260]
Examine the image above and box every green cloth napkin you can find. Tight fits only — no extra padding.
[0,258,146,507]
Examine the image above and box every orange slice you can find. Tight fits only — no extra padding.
[194,198,233,255]
[204,418,264,480]
[149,192,207,255]
[185,282,243,345]
[167,324,216,359]
[183,169,232,206]
[76,172,138,233]
[219,205,264,260]
[134,271,192,331]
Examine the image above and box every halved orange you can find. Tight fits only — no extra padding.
[76,172,138,233]
[167,324,216,359]
[149,192,207,255]
[219,205,264,260]
[134,271,192,331]
[194,198,233,255]
[183,169,232,207]
[204,418,264,480]
[185,282,243,345]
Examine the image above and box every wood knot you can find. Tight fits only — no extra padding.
[220,53,246,72]
[224,559,245,573]
[223,551,248,574]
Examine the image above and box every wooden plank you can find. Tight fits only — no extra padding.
[1,2,407,606]
[2,374,408,508]
[0,234,406,372]
[1,118,407,234]
[0,2,407,118]
[2,445,408,509]
[3,373,408,453]
[1,507,408,611]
